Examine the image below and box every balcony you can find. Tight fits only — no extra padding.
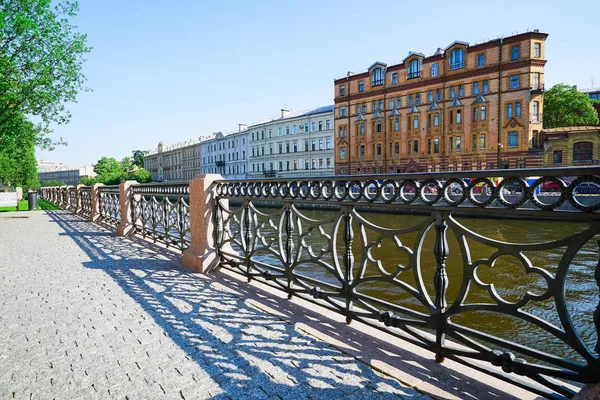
[531,84,544,94]
[215,160,226,167]
[263,169,278,177]
[407,71,421,79]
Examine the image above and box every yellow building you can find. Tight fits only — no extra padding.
[543,126,600,167]
[333,31,547,175]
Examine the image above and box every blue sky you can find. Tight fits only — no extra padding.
[37,0,600,166]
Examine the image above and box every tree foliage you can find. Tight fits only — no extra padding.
[0,0,91,149]
[0,114,38,188]
[40,179,65,187]
[543,84,600,129]
[131,150,146,168]
[86,156,153,185]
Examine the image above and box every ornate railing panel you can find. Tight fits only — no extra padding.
[131,183,190,251]
[214,167,600,400]
[68,188,77,211]
[98,185,121,226]
[79,187,92,217]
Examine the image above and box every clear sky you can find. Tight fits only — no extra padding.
[36,0,600,167]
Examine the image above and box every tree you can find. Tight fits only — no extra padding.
[131,150,146,168]
[93,157,126,185]
[40,179,65,187]
[128,168,151,183]
[0,114,38,188]
[543,84,600,128]
[0,0,91,149]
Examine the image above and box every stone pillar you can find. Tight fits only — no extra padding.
[61,186,68,208]
[75,184,84,214]
[183,174,224,273]
[116,180,136,237]
[90,183,104,222]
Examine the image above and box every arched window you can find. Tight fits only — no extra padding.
[573,142,593,162]
[431,63,438,77]
[372,68,383,86]
[408,59,421,79]
[449,49,465,70]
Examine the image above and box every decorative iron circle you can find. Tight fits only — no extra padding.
[398,179,419,205]
[289,182,299,199]
[567,176,600,212]
[348,180,363,201]
[419,179,442,206]
[467,177,497,207]
[233,183,241,197]
[496,178,528,209]
[322,181,334,200]
[529,176,567,211]
[442,178,467,206]
[261,182,270,198]
[278,183,288,198]
[298,181,309,199]
[363,180,380,202]
[240,182,248,196]
[380,180,398,203]
[270,182,279,198]
[334,181,348,201]
[309,181,321,200]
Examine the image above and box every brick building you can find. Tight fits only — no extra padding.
[334,31,547,175]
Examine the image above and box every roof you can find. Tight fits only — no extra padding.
[444,40,469,51]
[542,126,600,133]
[246,105,335,128]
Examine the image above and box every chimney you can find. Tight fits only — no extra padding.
[281,109,290,118]
[238,123,248,132]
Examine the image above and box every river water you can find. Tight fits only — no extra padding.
[243,206,598,365]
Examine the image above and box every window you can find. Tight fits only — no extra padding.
[507,103,513,118]
[450,86,455,98]
[449,110,453,125]
[339,126,347,138]
[286,126,290,135]
[376,121,382,133]
[340,106,347,117]
[480,134,486,150]
[293,125,297,134]
[436,89,441,101]
[428,90,433,102]
[362,103,367,113]
[360,145,365,158]
[416,93,420,104]
[396,96,401,108]
[413,116,419,130]
[340,147,346,159]
[533,101,539,121]
[483,80,489,93]
[358,81,364,92]
[392,73,398,85]
[449,48,465,70]
[515,102,521,117]
[278,143,283,153]
[449,137,453,152]
[293,142,298,152]
[511,45,519,61]
[434,112,439,127]
[413,140,418,154]
[458,84,464,97]
[389,98,395,109]
[509,75,520,89]
[434,138,439,153]
[573,142,593,161]
[553,150,563,164]
[533,73,540,89]
[326,139,332,149]
[408,141,412,155]
[340,85,345,96]
[278,127,282,136]
[473,107,478,122]
[304,123,308,132]
[360,123,365,135]
[472,134,477,150]
[286,142,290,153]
[305,141,309,151]
[481,106,487,121]
[534,43,541,58]
[372,68,384,86]
[408,59,421,78]
[394,118,399,131]
[318,139,323,150]
[311,140,316,151]
[318,121,323,131]
[473,82,479,94]
[456,136,461,151]
[477,53,485,67]
[508,131,518,148]
[431,63,438,77]
[456,110,462,124]
[427,114,431,128]
[311,122,316,132]
[372,100,377,111]
[395,142,399,155]
[379,99,383,110]
[376,144,382,156]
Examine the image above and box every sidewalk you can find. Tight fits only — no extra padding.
[0,211,428,399]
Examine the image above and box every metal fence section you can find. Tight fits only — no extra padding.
[79,187,92,217]
[214,167,600,400]
[98,185,121,226]
[131,182,190,251]
[68,187,77,212]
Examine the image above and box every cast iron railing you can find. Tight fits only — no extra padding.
[79,187,92,217]
[68,188,77,212]
[98,185,121,226]
[214,167,600,400]
[131,182,190,251]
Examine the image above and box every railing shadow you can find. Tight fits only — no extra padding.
[44,210,433,399]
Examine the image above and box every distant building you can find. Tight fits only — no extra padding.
[37,160,66,172]
[200,125,250,180]
[579,88,600,122]
[144,139,203,182]
[247,106,335,178]
[543,126,600,167]
[334,30,548,174]
[38,165,96,186]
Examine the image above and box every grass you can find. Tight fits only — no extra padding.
[0,198,61,212]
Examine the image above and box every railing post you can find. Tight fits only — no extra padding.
[433,211,449,363]
[75,184,84,214]
[90,183,104,222]
[183,174,223,273]
[62,186,69,209]
[343,205,354,324]
[116,180,136,236]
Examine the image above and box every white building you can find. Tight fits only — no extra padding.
[200,125,250,180]
[38,165,96,186]
[248,106,335,178]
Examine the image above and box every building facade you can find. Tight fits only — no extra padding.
[248,106,335,178]
[144,139,202,182]
[200,125,250,180]
[38,165,96,186]
[334,31,547,175]
[37,160,66,173]
[543,126,600,167]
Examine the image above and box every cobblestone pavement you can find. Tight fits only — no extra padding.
[0,211,430,400]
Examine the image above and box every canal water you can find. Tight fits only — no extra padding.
[243,206,598,365]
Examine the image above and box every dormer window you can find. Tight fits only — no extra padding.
[431,63,438,77]
[449,49,465,70]
[372,68,383,86]
[408,59,421,79]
